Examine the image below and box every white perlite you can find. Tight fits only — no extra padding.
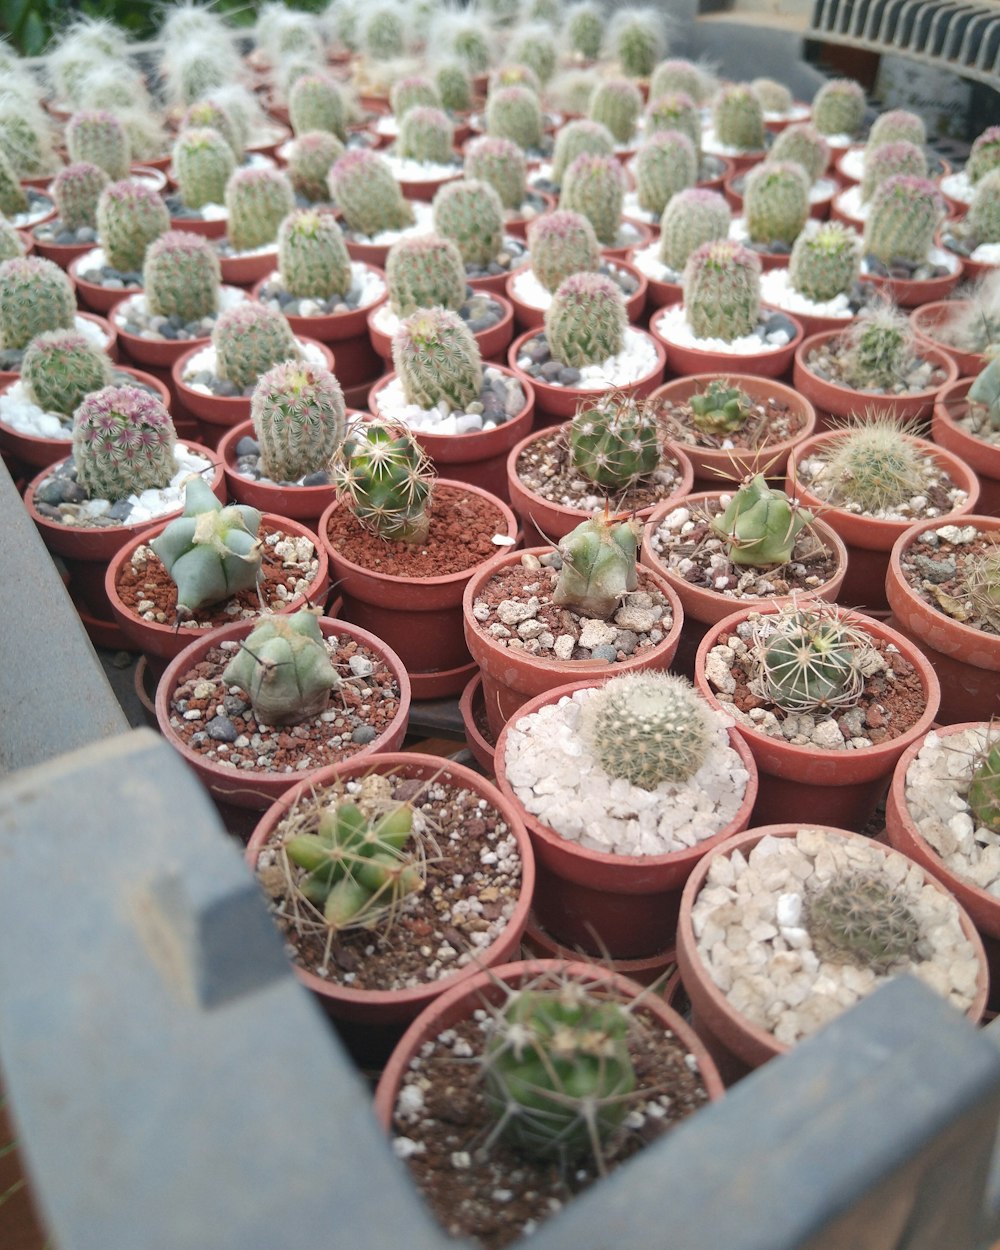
[690,828,980,1044]
[113,283,247,329]
[13,197,54,229]
[701,128,762,158]
[380,152,463,184]
[519,325,660,389]
[630,241,678,284]
[349,198,436,245]
[502,687,749,856]
[263,261,387,309]
[940,169,974,207]
[759,266,854,319]
[181,338,328,389]
[509,267,556,311]
[832,184,867,223]
[44,442,214,525]
[653,304,792,356]
[0,379,72,437]
[837,146,865,183]
[373,366,524,435]
[76,314,111,351]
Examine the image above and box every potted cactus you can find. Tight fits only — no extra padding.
[30,160,109,267]
[704,83,767,174]
[621,130,698,233]
[328,147,432,269]
[811,77,867,149]
[533,117,615,198]
[587,76,643,152]
[68,176,170,313]
[431,177,529,296]
[940,123,1000,214]
[831,136,928,231]
[932,356,1000,515]
[0,140,56,233]
[278,129,344,204]
[559,149,652,258]
[859,174,961,306]
[478,83,552,159]
[910,273,1000,377]
[757,218,869,339]
[380,104,463,200]
[215,165,296,285]
[165,126,237,239]
[463,134,553,239]
[727,160,811,269]
[628,185,732,310]
[939,168,1000,283]
[833,107,929,186]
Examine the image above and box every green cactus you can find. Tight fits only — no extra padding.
[545,271,627,367]
[658,187,732,273]
[432,178,504,267]
[329,148,416,237]
[840,302,918,389]
[290,72,349,141]
[173,127,237,211]
[65,108,130,181]
[811,78,866,138]
[569,391,661,488]
[611,8,666,79]
[286,131,345,202]
[579,671,719,789]
[649,60,713,106]
[767,123,830,185]
[148,476,263,617]
[683,239,762,342]
[485,85,544,152]
[390,75,441,118]
[751,78,793,115]
[548,69,604,119]
[968,358,1000,430]
[21,328,113,416]
[251,359,346,482]
[587,78,643,145]
[643,91,701,153]
[71,383,177,501]
[0,256,77,350]
[805,870,921,973]
[0,98,57,178]
[0,219,24,262]
[464,136,527,210]
[553,510,641,618]
[52,161,110,231]
[788,221,861,303]
[559,151,626,246]
[945,537,1000,632]
[751,602,874,713]
[0,147,27,217]
[392,306,483,410]
[212,301,300,391]
[332,417,435,543]
[448,21,491,75]
[712,473,813,566]
[551,119,615,187]
[362,6,407,60]
[96,178,171,272]
[712,84,765,152]
[509,26,558,86]
[967,127,1000,186]
[969,735,1000,832]
[860,140,928,205]
[395,106,454,165]
[181,99,243,160]
[277,207,352,300]
[635,130,697,216]
[967,169,1000,245]
[144,230,221,322]
[435,62,473,114]
[688,379,753,436]
[490,63,542,95]
[814,415,928,513]
[226,167,295,254]
[566,2,604,60]
[385,233,467,316]
[866,108,926,153]
[527,209,601,293]
[743,160,810,247]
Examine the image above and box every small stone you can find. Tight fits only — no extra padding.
[351,725,378,744]
[206,716,239,743]
[578,618,616,649]
[235,436,259,456]
[497,597,539,626]
[590,644,618,661]
[553,634,575,660]
[348,655,374,678]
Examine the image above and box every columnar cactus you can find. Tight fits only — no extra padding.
[329,149,415,237]
[144,230,221,322]
[866,108,926,153]
[226,166,296,253]
[65,108,130,180]
[289,72,348,140]
[752,78,793,115]
[0,256,77,350]
[587,78,642,145]
[658,187,731,273]
[96,178,171,272]
[278,207,353,300]
[743,160,810,247]
[149,477,262,617]
[21,328,113,416]
[635,130,697,216]
[509,26,558,86]
[181,99,243,159]
[644,91,701,153]
[0,99,57,177]
[527,209,601,292]
[712,473,812,566]
[72,383,177,501]
[968,168,1000,244]
[751,603,874,713]
[967,127,1000,185]
[173,127,237,211]
[683,239,762,342]
[390,75,441,118]
[362,5,407,60]
[812,78,866,138]
[805,870,921,973]
[551,119,615,186]
[860,139,927,204]
[464,136,527,210]
[52,161,110,231]
[569,391,660,488]
[435,62,472,114]
[212,301,300,390]
[817,415,927,512]
[432,178,504,267]
[553,510,640,617]
[545,271,627,367]
[0,219,25,263]
[559,151,626,246]
[332,417,435,543]
[485,85,544,152]
[286,131,344,202]
[392,306,483,410]
[788,220,861,303]
[251,360,346,482]
[712,84,765,152]
[565,2,604,60]
[767,123,830,185]
[649,60,713,105]
[0,147,27,217]
[396,106,454,165]
[610,7,667,79]
[385,233,467,315]
[863,174,944,264]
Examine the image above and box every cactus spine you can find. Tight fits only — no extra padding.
[658,187,731,273]
[559,151,626,246]
[225,166,295,253]
[432,178,504,267]
[551,119,615,185]
[788,221,861,303]
[860,140,928,205]
[587,78,643,145]
[289,72,348,140]
[840,303,918,389]
[464,136,527,210]
[752,78,794,114]
[751,603,874,713]
[173,127,237,211]
[566,2,604,60]
[0,255,77,350]
[0,219,25,263]
[332,418,435,543]
[712,84,765,152]
[96,178,170,272]
[65,108,130,180]
[644,91,701,154]
[967,127,1000,186]
[866,109,926,153]
[72,383,177,501]
[278,207,352,300]
[650,60,713,104]
[767,123,830,185]
[21,328,113,416]
[392,307,483,410]
[545,271,628,367]
[181,99,243,160]
[743,160,810,247]
[251,360,346,482]
[683,239,762,342]
[390,75,441,118]
[212,301,300,390]
[527,209,601,293]
[0,147,28,217]
[144,230,221,322]
[967,169,1000,245]
[385,233,467,316]
[329,149,415,237]
[610,8,667,78]
[688,379,753,436]
[813,415,928,513]
[569,391,660,488]
[635,131,697,216]
[553,511,640,618]
[969,735,1000,831]
[52,161,109,231]
[435,62,472,114]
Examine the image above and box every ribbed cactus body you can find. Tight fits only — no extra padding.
[432,178,504,267]
[464,136,527,210]
[863,174,944,264]
[649,60,712,105]
[391,76,441,118]
[587,78,642,145]
[683,239,762,341]
[173,127,237,211]
[53,161,109,230]
[611,9,666,78]
[744,160,810,246]
[181,99,243,159]
[968,169,1000,244]
[251,360,346,481]
[788,221,861,303]
[226,167,295,253]
[362,7,407,59]
[392,306,483,409]
[527,209,601,292]
[768,124,830,184]
[329,149,415,237]
[96,178,170,272]
[712,84,765,151]
[0,256,77,350]
[289,72,348,140]
[22,328,113,416]
[559,151,626,246]
[286,131,344,201]
[635,130,697,216]
[450,24,490,74]
[820,417,927,512]
[752,78,794,114]
[144,230,221,321]
[657,187,732,272]
[806,870,921,973]
[812,78,866,138]
[866,108,926,153]
[0,109,54,178]
[222,611,340,726]
[485,85,544,152]
[545,271,627,367]
[212,301,300,390]
[566,3,604,59]
[396,106,454,165]
[553,512,640,617]
[332,418,434,543]
[0,148,27,217]
[841,306,914,390]
[491,63,541,94]
[509,30,557,86]
[569,392,660,487]
[278,208,352,299]
[66,109,130,180]
[644,91,701,153]
[72,383,177,500]
[713,473,812,566]
[860,140,927,204]
[0,219,24,262]
[967,127,1000,185]
[385,233,467,315]
[551,119,615,185]
[435,62,472,114]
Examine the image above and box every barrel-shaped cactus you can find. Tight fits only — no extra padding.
[867,108,926,153]
[66,108,130,180]
[712,84,765,151]
[181,99,243,160]
[644,90,701,153]
[329,148,416,237]
[863,174,944,264]
[569,391,660,488]
[485,85,544,152]
[545,271,627,367]
[0,147,28,217]
[173,127,237,211]
[743,160,810,247]
[226,166,296,253]
[53,161,109,230]
[289,72,348,140]
[278,208,352,300]
[390,75,441,118]
[649,60,713,105]
[788,220,861,303]
[767,123,830,185]
[212,301,300,390]
[527,209,601,292]
[385,233,467,316]
[509,26,558,86]
[72,383,177,501]
[144,230,221,322]
[432,177,504,267]
[587,77,642,145]
[750,602,874,714]
[968,169,1000,244]
[464,136,527,210]
[553,510,640,618]
[0,219,25,262]
[860,140,927,204]
[551,119,615,186]
[21,327,114,416]
[610,7,667,78]
[0,255,77,350]
[840,303,917,390]
[286,131,344,202]
[752,78,793,115]
[565,2,604,60]
[251,359,346,482]
[559,151,626,246]
[712,473,812,566]
[967,127,1000,186]
[362,5,407,59]
[812,78,866,138]
[222,610,340,726]
[635,130,697,216]
[332,417,435,544]
[683,239,762,341]
[96,178,170,272]
[392,306,483,410]
[658,187,733,273]
[817,414,927,512]
[396,106,454,165]
[435,62,472,114]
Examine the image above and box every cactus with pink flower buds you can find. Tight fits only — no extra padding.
[329,149,415,237]
[251,360,346,481]
[289,72,348,140]
[144,230,221,322]
[863,174,945,264]
[226,166,295,253]
[385,233,467,315]
[545,271,627,367]
[0,255,77,350]
[72,383,177,500]
[559,151,626,246]
[464,136,527,210]
[173,127,237,211]
[53,161,109,230]
[286,131,344,202]
[657,187,733,273]
[712,84,765,151]
[551,118,615,185]
[96,178,170,271]
[635,130,697,216]
[278,208,353,299]
[392,306,483,410]
[527,209,601,292]
[683,239,762,341]
[432,178,504,267]
[396,106,455,165]
[66,108,130,180]
[860,140,927,204]
[212,301,300,390]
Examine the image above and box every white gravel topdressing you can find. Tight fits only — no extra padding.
[941,169,974,206]
[0,379,75,437]
[13,196,54,229]
[653,303,793,355]
[622,190,658,226]
[112,284,247,328]
[630,241,678,284]
[181,201,228,222]
[75,314,111,350]
[347,198,436,245]
[381,152,463,183]
[502,687,749,856]
[373,365,524,435]
[375,114,400,137]
[701,128,764,158]
[181,338,328,389]
[74,245,109,272]
[217,235,276,258]
[764,104,811,124]
[759,266,854,318]
[832,183,867,223]
[973,242,1000,263]
[520,325,660,388]
[837,146,865,182]
[690,828,981,1044]
[44,442,214,525]
[509,267,556,310]
[267,261,387,309]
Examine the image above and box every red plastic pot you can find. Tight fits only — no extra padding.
[468,259,531,297]
[910,301,991,378]
[459,671,496,774]
[30,226,93,269]
[219,246,280,287]
[251,261,388,345]
[169,213,228,240]
[216,418,344,523]
[108,288,248,369]
[600,219,654,262]
[504,258,648,331]
[367,291,515,365]
[648,304,804,380]
[519,914,679,988]
[859,252,964,308]
[503,188,556,240]
[931,379,1000,518]
[68,252,143,313]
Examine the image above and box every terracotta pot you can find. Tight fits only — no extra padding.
[108,287,247,369]
[492,678,758,957]
[459,671,496,774]
[792,329,960,427]
[693,604,941,831]
[638,270,682,315]
[519,915,679,987]
[463,546,684,741]
[367,292,515,365]
[319,480,519,699]
[251,262,388,344]
[336,207,425,269]
[860,252,965,308]
[505,258,648,332]
[786,428,980,612]
[16,229,34,257]
[676,824,989,1079]
[245,754,535,1062]
[468,260,531,297]
[246,122,291,160]
[392,163,464,202]
[168,209,229,239]
[506,326,667,428]
[648,304,804,380]
[503,189,556,240]
[909,301,990,378]
[885,513,1000,726]
[30,226,93,269]
[600,219,654,262]
[68,252,143,313]
[216,418,347,523]
[506,423,693,547]
[219,246,280,287]
[931,379,1000,517]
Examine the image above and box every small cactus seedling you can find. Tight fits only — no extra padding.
[332,418,435,543]
[222,610,341,726]
[811,78,866,138]
[286,131,345,201]
[0,255,77,350]
[711,473,813,566]
[526,209,601,293]
[72,383,177,501]
[96,178,171,273]
[392,306,483,410]
[805,869,922,973]
[743,160,810,247]
[432,178,504,268]
[644,91,702,153]
[277,207,352,300]
[767,124,830,185]
[551,119,616,186]
[553,510,641,618]
[610,7,667,79]
[21,328,113,416]
[545,271,628,368]
[559,151,627,247]
[226,166,296,254]
[658,187,731,274]
[172,127,237,211]
[751,78,793,115]
[65,108,130,180]
[840,301,917,390]
[813,414,929,514]
[329,148,415,237]
[968,732,1000,833]
[148,476,263,617]
[485,85,544,152]
[587,78,642,146]
[788,221,862,304]
[464,136,527,211]
[635,131,697,217]
[750,602,875,713]
[52,161,109,231]
[144,230,221,323]
[251,359,346,482]
[390,75,441,118]
[860,140,927,205]
[569,391,661,488]
[212,301,300,391]
[385,233,467,316]
[289,72,348,140]
[712,84,765,152]
[683,239,762,343]
[968,357,1000,431]
[396,106,455,165]
[866,108,926,153]
[967,126,1000,186]
[687,379,753,437]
